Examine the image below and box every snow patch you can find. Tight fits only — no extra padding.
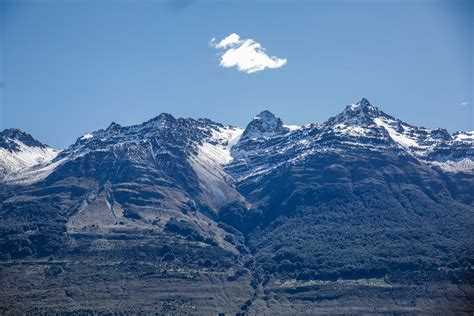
[283,124,301,131]
[187,125,247,210]
[374,118,420,148]
[453,131,474,142]
[211,126,244,153]
[4,157,67,184]
[80,133,94,140]
[199,142,233,165]
[188,141,243,210]
[0,140,59,175]
[429,158,474,173]
[333,124,369,137]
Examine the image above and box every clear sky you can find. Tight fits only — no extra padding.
[0,0,472,148]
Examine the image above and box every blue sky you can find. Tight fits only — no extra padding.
[0,0,472,148]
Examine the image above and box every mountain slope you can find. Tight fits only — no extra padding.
[0,99,473,313]
[220,100,474,312]
[0,114,250,259]
[220,100,473,282]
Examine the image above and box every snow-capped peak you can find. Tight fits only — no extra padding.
[241,110,289,139]
[350,97,382,116]
[0,128,49,152]
[321,99,452,151]
[2,98,473,186]
[142,113,176,129]
[0,128,59,178]
[356,97,374,108]
[326,98,389,127]
[254,110,280,124]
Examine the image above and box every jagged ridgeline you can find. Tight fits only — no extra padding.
[0,99,473,313]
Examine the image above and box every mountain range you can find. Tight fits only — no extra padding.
[1,98,473,313]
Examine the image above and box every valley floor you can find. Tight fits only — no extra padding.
[1,259,473,314]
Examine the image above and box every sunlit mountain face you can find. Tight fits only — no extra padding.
[1,99,473,314]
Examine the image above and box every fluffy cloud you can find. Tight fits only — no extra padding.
[211,33,287,74]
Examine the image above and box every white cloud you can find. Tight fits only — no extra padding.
[212,33,241,49]
[211,33,287,74]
